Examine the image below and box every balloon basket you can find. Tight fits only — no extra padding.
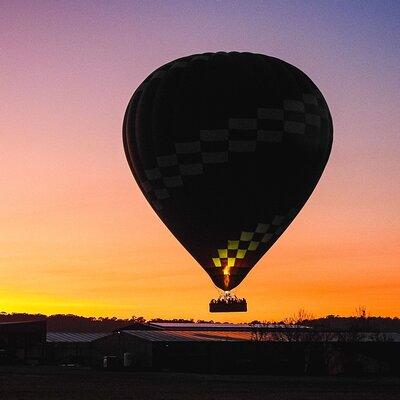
[209,292,247,313]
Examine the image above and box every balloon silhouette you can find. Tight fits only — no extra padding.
[123,52,333,293]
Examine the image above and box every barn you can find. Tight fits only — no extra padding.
[92,323,312,373]
[91,323,400,375]
[0,320,46,364]
[46,332,109,365]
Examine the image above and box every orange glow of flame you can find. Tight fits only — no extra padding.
[223,266,231,289]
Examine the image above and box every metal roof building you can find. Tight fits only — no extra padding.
[46,332,110,366]
[47,332,109,343]
[91,325,400,374]
[92,329,262,371]
[0,320,46,364]
[122,330,253,342]
[40,323,400,375]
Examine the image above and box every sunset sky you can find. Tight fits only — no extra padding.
[1,1,399,322]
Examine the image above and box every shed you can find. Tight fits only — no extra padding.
[0,320,46,364]
[92,328,400,375]
[46,332,110,365]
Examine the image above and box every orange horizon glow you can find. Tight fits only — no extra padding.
[1,2,399,323]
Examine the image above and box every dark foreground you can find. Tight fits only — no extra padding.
[0,367,399,400]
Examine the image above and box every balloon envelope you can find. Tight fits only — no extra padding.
[124,52,333,291]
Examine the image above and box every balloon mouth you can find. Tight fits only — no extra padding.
[205,265,252,291]
[222,266,231,288]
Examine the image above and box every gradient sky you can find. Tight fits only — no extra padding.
[1,1,399,322]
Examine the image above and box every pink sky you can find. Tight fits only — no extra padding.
[1,1,399,321]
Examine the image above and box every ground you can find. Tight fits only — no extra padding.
[0,367,399,400]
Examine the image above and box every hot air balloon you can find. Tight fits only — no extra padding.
[123,52,333,312]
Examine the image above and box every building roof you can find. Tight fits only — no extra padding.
[149,322,310,331]
[0,320,46,334]
[121,329,400,343]
[123,329,254,342]
[46,332,110,343]
[115,322,163,332]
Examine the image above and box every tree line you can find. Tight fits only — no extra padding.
[1,307,399,333]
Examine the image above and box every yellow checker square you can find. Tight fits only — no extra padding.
[228,240,239,249]
[248,241,259,251]
[227,258,236,267]
[218,249,228,258]
[236,249,246,259]
[240,231,254,241]
[212,258,221,267]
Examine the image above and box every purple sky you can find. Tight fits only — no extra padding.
[1,1,399,319]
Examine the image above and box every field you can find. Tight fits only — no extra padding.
[0,367,399,400]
